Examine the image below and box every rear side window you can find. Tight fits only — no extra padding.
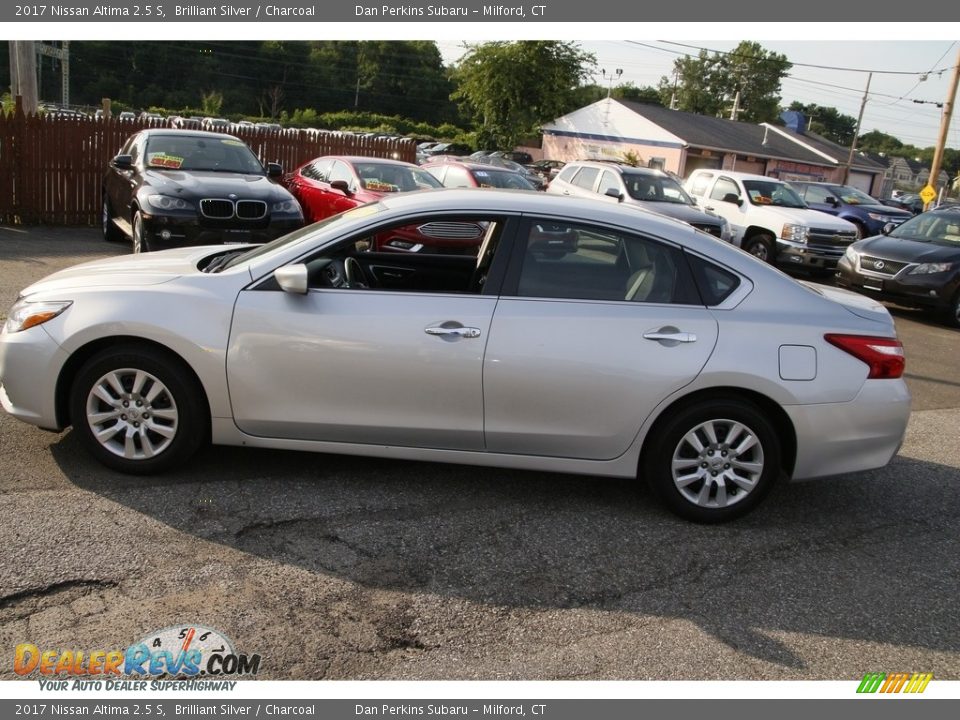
[555,165,578,183]
[686,254,741,306]
[689,173,713,197]
[571,167,600,190]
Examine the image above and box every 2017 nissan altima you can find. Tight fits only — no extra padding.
[0,191,910,522]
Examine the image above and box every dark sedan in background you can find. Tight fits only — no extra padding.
[102,130,303,252]
[836,205,960,326]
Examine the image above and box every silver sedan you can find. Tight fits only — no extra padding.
[0,190,911,522]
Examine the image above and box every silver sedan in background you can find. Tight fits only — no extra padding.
[0,191,910,522]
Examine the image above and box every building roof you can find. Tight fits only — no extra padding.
[614,100,832,167]
[761,125,887,172]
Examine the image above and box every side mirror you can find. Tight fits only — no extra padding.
[722,193,742,207]
[825,196,839,207]
[330,179,352,195]
[112,154,133,170]
[274,264,308,294]
[882,222,897,235]
[604,187,623,201]
[266,162,283,178]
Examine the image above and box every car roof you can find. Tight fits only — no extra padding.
[424,160,524,173]
[135,129,245,142]
[319,156,420,167]
[567,160,667,178]
[691,169,782,183]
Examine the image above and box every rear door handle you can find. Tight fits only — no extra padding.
[425,324,481,340]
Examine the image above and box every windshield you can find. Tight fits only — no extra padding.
[624,174,693,204]
[888,212,960,245]
[353,163,443,192]
[471,169,536,190]
[144,135,265,174]
[743,180,806,208]
[831,186,878,205]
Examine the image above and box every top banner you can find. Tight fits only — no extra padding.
[4,0,955,23]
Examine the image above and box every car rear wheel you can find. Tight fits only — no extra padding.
[743,233,775,264]
[102,194,123,243]
[131,210,151,254]
[643,398,781,522]
[69,346,206,474]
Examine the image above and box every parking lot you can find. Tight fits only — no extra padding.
[0,224,958,681]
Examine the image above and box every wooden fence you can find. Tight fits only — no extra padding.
[0,103,416,226]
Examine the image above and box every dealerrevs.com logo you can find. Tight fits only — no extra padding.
[14,624,261,687]
[857,672,933,694]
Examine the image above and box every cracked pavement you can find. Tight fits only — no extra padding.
[0,226,958,680]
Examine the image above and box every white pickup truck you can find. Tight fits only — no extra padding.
[684,170,858,271]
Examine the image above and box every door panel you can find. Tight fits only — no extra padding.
[484,300,718,460]
[228,290,496,450]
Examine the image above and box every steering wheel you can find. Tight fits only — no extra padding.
[321,258,369,289]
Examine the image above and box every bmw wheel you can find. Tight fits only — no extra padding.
[70,346,207,474]
[644,398,781,522]
[131,210,151,254]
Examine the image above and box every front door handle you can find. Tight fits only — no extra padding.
[643,327,697,346]
[425,323,481,340]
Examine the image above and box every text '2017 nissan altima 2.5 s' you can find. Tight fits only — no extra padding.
[0,191,910,522]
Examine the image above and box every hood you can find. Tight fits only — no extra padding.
[639,201,722,226]
[855,235,960,264]
[852,203,912,218]
[763,206,857,231]
[800,281,896,327]
[142,170,293,201]
[19,247,214,298]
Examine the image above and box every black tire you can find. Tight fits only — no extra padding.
[642,398,781,523]
[743,233,776,264]
[131,209,151,254]
[944,290,960,329]
[69,345,207,474]
[851,221,867,241]
[102,193,123,243]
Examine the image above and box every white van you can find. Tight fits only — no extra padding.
[684,170,857,270]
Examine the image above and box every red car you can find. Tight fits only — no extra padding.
[285,156,443,224]
[286,156,484,254]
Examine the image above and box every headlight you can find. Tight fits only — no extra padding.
[780,223,809,243]
[909,262,956,275]
[844,245,859,262]
[147,194,193,211]
[3,299,72,334]
[272,200,300,213]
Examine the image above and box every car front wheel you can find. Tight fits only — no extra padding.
[70,346,206,474]
[643,398,781,522]
[131,210,151,254]
[743,233,775,263]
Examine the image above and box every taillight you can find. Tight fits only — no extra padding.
[824,334,905,379]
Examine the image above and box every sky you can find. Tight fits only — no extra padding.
[434,39,960,151]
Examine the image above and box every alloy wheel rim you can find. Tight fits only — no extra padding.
[133,215,142,253]
[750,243,768,261]
[85,368,178,460]
[102,199,110,236]
[671,418,764,508]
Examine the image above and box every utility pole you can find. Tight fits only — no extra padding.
[8,41,38,113]
[669,68,679,110]
[926,46,960,207]
[842,72,872,185]
[602,68,622,99]
[37,41,70,107]
[729,89,741,121]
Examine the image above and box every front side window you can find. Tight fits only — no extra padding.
[710,177,740,202]
[328,161,356,188]
[515,220,694,304]
[598,171,621,197]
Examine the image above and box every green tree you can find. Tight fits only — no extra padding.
[658,41,791,123]
[452,41,596,149]
[787,102,857,145]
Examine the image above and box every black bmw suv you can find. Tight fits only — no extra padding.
[102,130,303,252]
[836,206,960,327]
